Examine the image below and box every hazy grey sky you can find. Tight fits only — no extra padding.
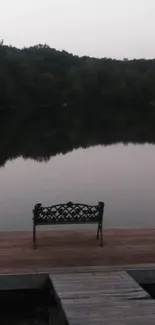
[1,0,155,58]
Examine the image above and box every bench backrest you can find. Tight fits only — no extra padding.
[33,201,104,225]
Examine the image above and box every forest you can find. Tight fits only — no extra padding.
[0,43,155,166]
[1,43,155,111]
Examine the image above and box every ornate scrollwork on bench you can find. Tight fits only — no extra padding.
[32,201,104,248]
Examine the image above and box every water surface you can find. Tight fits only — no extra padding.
[0,143,155,231]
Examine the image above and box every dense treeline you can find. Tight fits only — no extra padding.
[1,43,155,111]
[0,43,155,166]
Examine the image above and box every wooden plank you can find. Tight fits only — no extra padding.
[1,229,155,273]
[50,271,155,325]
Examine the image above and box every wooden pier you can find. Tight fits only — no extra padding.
[1,228,155,273]
[1,229,155,324]
[50,269,155,325]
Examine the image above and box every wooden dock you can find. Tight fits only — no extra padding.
[50,270,155,325]
[1,228,155,273]
[1,228,155,324]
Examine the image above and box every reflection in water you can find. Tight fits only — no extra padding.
[0,107,155,168]
[1,108,155,230]
[0,143,155,231]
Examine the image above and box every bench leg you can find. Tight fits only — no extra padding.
[96,224,100,240]
[100,224,103,247]
[33,224,36,249]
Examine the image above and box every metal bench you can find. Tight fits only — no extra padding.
[32,201,104,248]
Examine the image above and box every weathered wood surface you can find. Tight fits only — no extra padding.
[51,271,155,325]
[1,229,155,273]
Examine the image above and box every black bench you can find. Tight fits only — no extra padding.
[32,201,104,248]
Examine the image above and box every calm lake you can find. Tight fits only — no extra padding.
[0,143,155,231]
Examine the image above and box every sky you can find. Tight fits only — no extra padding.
[1,0,155,59]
